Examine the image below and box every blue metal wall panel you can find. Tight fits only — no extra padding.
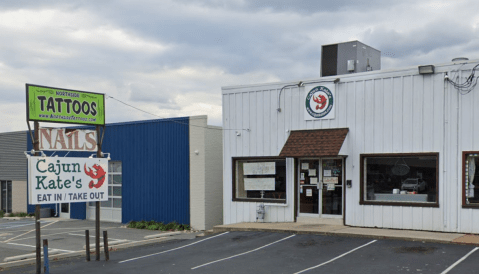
[102,118,190,224]
[26,117,190,223]
[70,202,86,219]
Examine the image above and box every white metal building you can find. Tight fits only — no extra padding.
[222,58,479,233]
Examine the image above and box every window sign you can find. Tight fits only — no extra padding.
[28,156,108,204]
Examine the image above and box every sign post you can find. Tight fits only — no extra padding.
[34,122,41,274]
[26,84,106,272]
[96,125,102,261]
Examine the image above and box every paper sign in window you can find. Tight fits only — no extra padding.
[243,162,275,175]
[306,189,312,196]
[323,177,338,185]
[244,178,275,191]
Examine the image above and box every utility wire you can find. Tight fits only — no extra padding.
[446,63,479,95]
[106,95,247,131]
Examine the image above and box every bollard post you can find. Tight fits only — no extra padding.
[103,231,109,261]
[85,230,90,261]
[43,239,49,274]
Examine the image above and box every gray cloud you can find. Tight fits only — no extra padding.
[1,0,479,133]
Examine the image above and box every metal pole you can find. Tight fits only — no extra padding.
[95,125,102,261]
[34,121,41,274]
[43,239,49,274]
[85,230,90,261]
[103,231,109,261]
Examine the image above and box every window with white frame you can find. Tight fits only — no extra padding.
[88,161,122,208]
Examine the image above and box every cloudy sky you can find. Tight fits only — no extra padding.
[1,0,478,132]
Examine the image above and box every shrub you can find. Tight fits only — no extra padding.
[128,221,137,228]
[0,210,4,218]
[128,220,190,231]
[136,221,148,229]
[147,224,159,230]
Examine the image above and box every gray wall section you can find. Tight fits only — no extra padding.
[189,116,207,230]
[205,125,223,230]
[0,131,27,181]
[189,116,223,230]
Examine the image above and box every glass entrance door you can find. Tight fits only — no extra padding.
[299,160,320,214]
[320,158,343,216]
[298,158,344,217]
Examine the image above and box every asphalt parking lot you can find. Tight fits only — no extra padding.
[2,231,479,273]
[0,218,196,265]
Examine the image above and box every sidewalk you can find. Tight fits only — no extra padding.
[213,219,479,245]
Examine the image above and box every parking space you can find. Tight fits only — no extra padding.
[3,230,479,273]
[0,218,196,264]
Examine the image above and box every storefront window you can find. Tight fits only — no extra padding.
[89,161,122,208]
[360,153,438,206]
[464,152,479,206]
[1,180,12,213]
[233,158,286,203]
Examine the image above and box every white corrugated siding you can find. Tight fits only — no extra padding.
[223,60,479,232]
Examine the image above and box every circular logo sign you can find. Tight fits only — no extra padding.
[305,86,334,118]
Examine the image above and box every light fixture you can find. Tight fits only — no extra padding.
[418,65,435,75]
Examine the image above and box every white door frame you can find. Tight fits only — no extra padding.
[59,203,70,219]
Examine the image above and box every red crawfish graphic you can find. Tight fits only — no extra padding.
[313,94,327,110]
[84,164,106,189]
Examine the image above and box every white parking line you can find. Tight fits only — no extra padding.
[67,233,124,241]
[7,242,76,253]
[4,221,58,243]
[440,247,479,274]
[293,240,377,274]
[0,221,39,230]
[118,232,230,264]
[191,234,296,270]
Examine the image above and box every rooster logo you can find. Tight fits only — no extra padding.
[313,94,327,110]
[84,164,106,189]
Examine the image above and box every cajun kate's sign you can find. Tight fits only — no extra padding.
[28,156,108,205]
[304,84,335,120]
[26,84,105,125]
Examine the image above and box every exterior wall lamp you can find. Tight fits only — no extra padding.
[418,65,435,75]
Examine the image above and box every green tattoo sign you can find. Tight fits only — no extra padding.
[26,84,105,125]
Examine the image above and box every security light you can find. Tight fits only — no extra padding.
[418,65,435,75]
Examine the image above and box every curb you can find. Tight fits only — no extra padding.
[144,232,182,239]
[212,227,474,246]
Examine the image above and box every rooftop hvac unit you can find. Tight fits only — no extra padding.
[321,41,381,77]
